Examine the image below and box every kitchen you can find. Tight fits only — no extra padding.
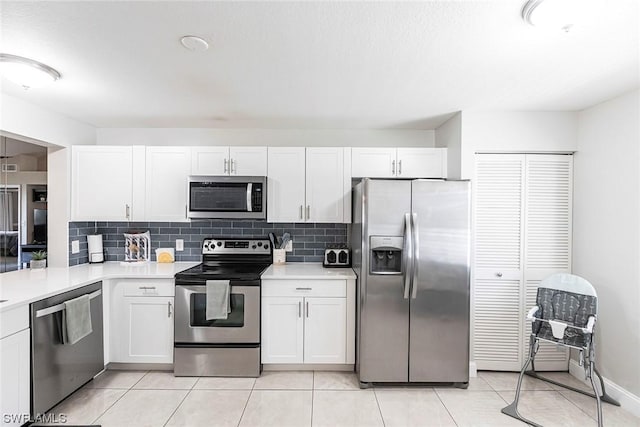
[0,1,639,426]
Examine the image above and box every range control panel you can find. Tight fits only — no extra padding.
[202,238,271,255]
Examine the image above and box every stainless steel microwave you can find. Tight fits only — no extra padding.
[188,176,266,219]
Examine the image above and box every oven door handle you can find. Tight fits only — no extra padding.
[175,284,251,294]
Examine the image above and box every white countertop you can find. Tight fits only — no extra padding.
[0,262,198,312]
[261,263,356,280]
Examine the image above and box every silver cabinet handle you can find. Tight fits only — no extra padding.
[398,160,402,175]
[139,286,156,290]
[295,287,312,291]
[298,301,302,318]
[299,205,303,220]
[392,160,396,175]
[224,158,228,174]
[125,204,130,220]
[496,272,503,278]
[306,205,310,220]
[305,301,309,318]
[168,301,172,318]
[231,158,235,174]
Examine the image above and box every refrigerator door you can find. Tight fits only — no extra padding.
[358,179,412,383]
[409,180,470,382]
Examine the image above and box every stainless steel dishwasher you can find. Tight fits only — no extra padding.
[30,281,104,416]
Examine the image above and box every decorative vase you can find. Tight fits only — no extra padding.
[30,259,47,269]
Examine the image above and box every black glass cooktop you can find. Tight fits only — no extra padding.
[175,263,271,281]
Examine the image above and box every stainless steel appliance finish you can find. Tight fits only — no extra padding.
[30,281,104,415]
[352,178,470,386]
[187,175,266,219]
[174,237,271,377]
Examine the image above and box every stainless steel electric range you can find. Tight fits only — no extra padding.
[173,237,272,377]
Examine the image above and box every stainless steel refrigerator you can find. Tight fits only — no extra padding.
[351,178,470,386]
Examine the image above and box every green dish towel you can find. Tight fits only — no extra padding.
[62,294,93,345]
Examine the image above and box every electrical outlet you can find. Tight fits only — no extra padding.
[176,239,184,251]
[71,240,80,254]
[285,239,293,252]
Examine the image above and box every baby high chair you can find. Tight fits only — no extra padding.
[501,273,619,427]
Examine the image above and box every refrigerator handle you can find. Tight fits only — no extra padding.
[403,213,413,299]
[411,212,419,299]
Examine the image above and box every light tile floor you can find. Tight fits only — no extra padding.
[38,370,639,427]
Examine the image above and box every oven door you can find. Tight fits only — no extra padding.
[174,283,260,344]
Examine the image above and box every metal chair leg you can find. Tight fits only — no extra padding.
[502,337,542,427]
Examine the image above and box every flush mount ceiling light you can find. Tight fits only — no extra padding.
[180,35,209,52]
[522,0,597,32]
[0,53,61,89]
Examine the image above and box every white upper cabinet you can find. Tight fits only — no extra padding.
[191,146,228,175]
[145,146,191,221]
[306,147,344,223]
[352,147,446,179]
[267,147,306,223]
[71,146,134,221]
[191,146,267,176]
[268,147,348,223]
[351,147,396,178]
[229,147,268,175]
[396,147,446,178]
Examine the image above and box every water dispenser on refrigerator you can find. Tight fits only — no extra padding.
[369,236,403,274]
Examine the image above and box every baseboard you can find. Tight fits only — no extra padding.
[569,359,640,418]
[107,362,173,371]
[263,364,354,372]
[469,361,477,378]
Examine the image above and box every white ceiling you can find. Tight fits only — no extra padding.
[1,1,638,130]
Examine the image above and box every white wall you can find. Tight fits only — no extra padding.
[0,93,96,147]
[460,111,578,178]
[435,112,462,179]
[573,89,640,397]
[97,128,435,148]
[0,94,96,268]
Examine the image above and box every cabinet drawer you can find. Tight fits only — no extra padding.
[121,280,174,297]
[262,280,346,298]
[0,305,29,339]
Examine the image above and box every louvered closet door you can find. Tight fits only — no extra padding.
[473,154,525,371]
[523,155,573,370]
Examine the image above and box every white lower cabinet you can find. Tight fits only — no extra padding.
[0,329,30,426]
[261,279,351,365]
[110,280,174,364]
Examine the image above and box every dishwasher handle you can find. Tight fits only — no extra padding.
[35,289,102,318]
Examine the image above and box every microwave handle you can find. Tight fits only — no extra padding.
[247,183,253,212]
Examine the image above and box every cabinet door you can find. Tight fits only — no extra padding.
[229,147,267,176]
[304,297,347,364]
[191,146,229,175]
[146,147,191,221]
[0,329,30,426]
[119,296,174,363]
[267,147,306,223]
[351,147,396,178]
[306,147,344,223]
[261,297,304,364]
[71,146,132,221]
[473,154,525,371]
[396,148,446,178]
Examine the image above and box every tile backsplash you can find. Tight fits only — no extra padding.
[68,220,348,266]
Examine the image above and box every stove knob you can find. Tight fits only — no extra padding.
[264,244,269,250]
[216,241,222,247]
[257,242,263,247]
[252,245,257,249]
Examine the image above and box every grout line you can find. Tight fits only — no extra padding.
[433,388,460,427]
[162,388,192,427]
[556,389,599,422]
[372,388,386,427]
[237,387,254,427]
[89,372,148,425]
